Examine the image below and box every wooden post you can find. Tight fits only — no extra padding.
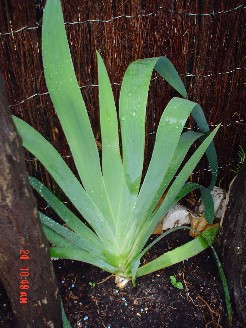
[0,75,63,327]
[216,162,246,326]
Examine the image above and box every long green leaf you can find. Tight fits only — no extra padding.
[150,126,220,233]
[136,226,218,277]
[40,212,106,258]
[125,132,203,260]
[133,99,197,217]
[117,57,188,252]
[119,57,157,195]
[42,0,115,225]
[30,177,103,249]
[125,125,220,266]
[154,57,187,98]
[131,225,192,283]
[119,57,187,196]
[122,98,198,252]
[61,301,72,328]
[210,246,232,326]
[158,131,203,190]
[191,105,218,189]
[97,51,124,221]
[13,116,116,252]
[42,226,83,250]
[50,247,117,274]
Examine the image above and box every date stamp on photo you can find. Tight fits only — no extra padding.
[19,250,29,304]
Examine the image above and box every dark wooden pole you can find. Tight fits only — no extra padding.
[0,75,63,327]
[216,162,246,326]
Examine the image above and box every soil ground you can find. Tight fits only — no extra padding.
[0,230,244,328]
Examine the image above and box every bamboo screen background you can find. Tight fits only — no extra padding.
[0,1,245,199]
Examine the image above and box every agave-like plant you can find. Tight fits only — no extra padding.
[14,0,219,287]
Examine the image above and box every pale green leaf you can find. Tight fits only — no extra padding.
[40,212,105,257]
[42,225,82,250]
[136,226,218,277]
[119,57,187,196]
[30,177,103,249]
[170,276,177,285]
[13,116,116,251]
[42,0,114,224]
[50,247,117,274]
[175,282,184,290]
[126,125,219,265]
[97,51,124,220]
[121,98,199,254]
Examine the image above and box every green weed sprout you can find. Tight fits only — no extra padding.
[14,0,219,288]
[231,145,245,174]
[169,276,184,290]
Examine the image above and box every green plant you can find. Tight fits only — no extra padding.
[169,276,184,290]
[210,246,232,326]
[231,145,245,174]
[13,0,219,288]
[61,300,72,328]
[89,282,96,287]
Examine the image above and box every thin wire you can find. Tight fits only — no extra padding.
[185,67,244,78]
[8,67,244,108]
[65,4,245,24]
[0,24,39,36]
[0,4,244,37]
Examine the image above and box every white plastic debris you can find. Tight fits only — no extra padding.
[162,204,190,230]
[160,186,227,232]
[198,186,227,218]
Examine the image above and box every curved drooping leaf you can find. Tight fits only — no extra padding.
[119,58,187,196]
[154,57,187,98]
[118,56,188,248]
[136,226,218,277]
